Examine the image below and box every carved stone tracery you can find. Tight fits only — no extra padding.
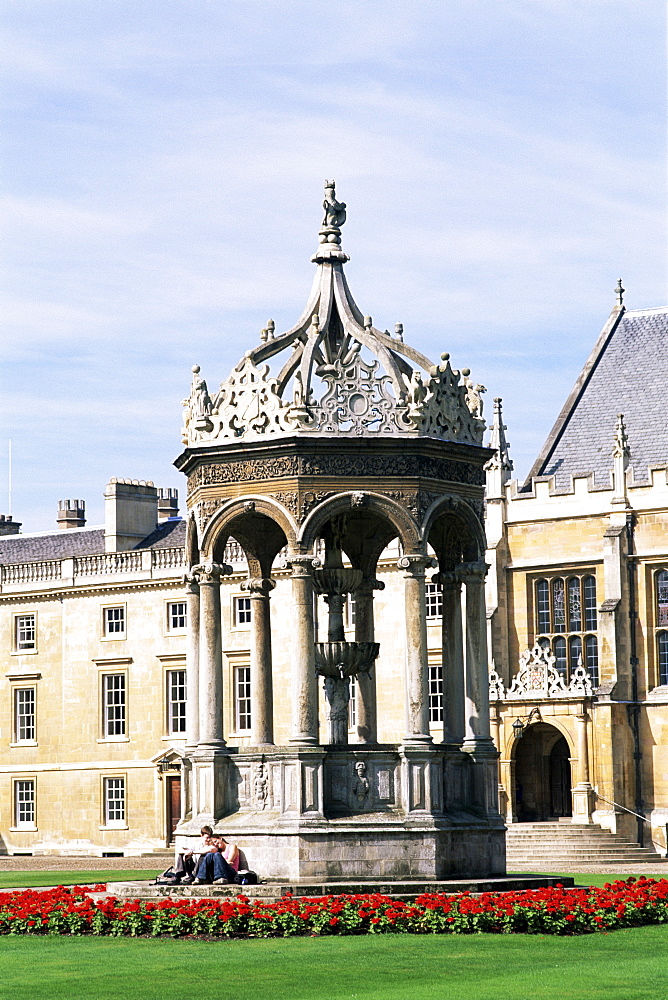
[497,644,594,700]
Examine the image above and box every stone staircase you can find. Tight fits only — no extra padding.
[506,822,665,867]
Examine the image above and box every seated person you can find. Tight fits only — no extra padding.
[174,825,212,881]
[194,835,240,884]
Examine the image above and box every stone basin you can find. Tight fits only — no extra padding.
[314,640,379,678]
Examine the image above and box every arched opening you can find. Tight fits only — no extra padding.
[514,723,572,822]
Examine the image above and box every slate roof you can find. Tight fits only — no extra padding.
[0,519,185,566]
[526,306,668,490]
[134,518,186,549]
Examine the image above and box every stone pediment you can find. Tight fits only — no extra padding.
[490,643,593,700]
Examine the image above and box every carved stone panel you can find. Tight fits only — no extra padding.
[409,762,426,811]
[327,764,349,809]
[281,763,297,814]
[301,763,320,813]
[375,766,394,806]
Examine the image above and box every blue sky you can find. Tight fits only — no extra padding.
[1,0,666,531]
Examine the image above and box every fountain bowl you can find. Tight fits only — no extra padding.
[315,640,379,678]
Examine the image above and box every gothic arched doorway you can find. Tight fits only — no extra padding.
[514,723,572,822]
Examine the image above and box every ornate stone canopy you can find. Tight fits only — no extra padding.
[174,184,503,882]
[182,181,486,449]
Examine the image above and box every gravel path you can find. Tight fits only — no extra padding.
[0,856,167,872]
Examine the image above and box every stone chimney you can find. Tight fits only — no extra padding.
[104,479,158,552]
[0,514,21,536]
[157,488,179,521]
[57,499,86,530]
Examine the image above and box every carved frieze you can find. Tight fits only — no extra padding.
[270,491,299,519]
[194,499,223,535]
[188,454,484,495]
[300,491,334,519]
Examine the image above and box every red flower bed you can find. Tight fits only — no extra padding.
[2,878,668,937]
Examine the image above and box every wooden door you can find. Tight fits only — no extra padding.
[166,776,181,842]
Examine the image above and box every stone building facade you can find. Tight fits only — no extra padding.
[2,189,667,867]
[486,296,668,855]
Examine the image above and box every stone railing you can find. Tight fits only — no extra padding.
[1,560,62,584]
[223,539,246,565]
[0,546,188,592]
[74,552,144,576]
[151,547,186,570]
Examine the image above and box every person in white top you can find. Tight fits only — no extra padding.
[173,825,212,881]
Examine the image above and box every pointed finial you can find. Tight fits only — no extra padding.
[612,413,630,462]
[611,413,630,506]
[615,278,625,306]
[312,180,350,263]
[266,319,275,340]
[485,397,513,486]
[322,180,346,229]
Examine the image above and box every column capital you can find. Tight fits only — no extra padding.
[432,570,461,590]
[184,570,200,593]
[355,577,385,596]
[458,560,490,583]
[397,553,437,577]
[191,561,233,584]
[287,554,322,577]
[241,577,276,597]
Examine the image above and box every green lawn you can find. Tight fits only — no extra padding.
[1,927,668,1000]
[509,872,646,888]
[0,871,161,890]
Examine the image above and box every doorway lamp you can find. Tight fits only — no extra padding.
[157,757,181,773]
[511,707,542,740]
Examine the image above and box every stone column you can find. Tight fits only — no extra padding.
[241,577,276,746]
[354,578,382,744]
[460,561,495,752]
[289,555,320,746]
[184,570,201,751]
[197,562,226,750]
[398,553,435,746]
[440,572,465,746]
[490,703,507,819]
[572,711,594,824]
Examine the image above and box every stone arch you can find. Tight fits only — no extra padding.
[512,721,574,822]
[422,495,486,568]
[200,495,298,577]
[298,490,422,558]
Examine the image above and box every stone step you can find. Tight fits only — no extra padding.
[505,822,664,866]
[506,844,658,861]
[507,843,657,852]
[507,855,660,864]
[110,874,574,901]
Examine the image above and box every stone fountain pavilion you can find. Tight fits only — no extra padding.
[174,182,505,880]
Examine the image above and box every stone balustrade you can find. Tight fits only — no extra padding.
[0,546,188,592]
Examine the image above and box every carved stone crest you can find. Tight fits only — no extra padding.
[505,644,593,700]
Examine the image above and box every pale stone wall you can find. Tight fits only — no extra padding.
[491,467,668,851]
[0,541,449,855]
[0,561,188,855]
